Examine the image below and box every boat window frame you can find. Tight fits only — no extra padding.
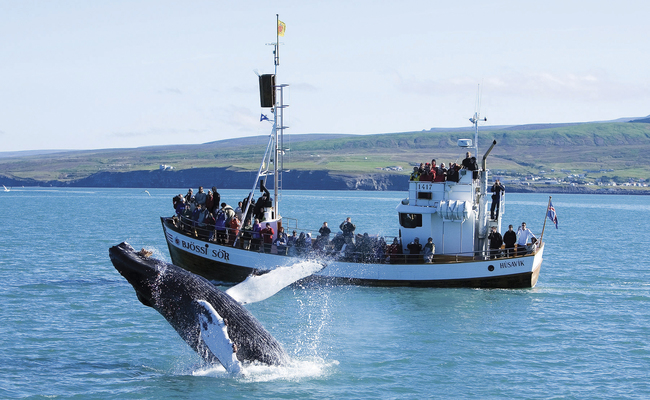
[399,212,423,229]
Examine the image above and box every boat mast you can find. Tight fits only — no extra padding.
[272,14,288,216]
[273,14,280,214]
[469,84,486,158]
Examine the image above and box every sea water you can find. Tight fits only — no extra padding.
[0,188,649,399]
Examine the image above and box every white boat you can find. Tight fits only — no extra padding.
[161,27,548,288]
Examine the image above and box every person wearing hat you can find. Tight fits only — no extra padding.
[488,226,503,259]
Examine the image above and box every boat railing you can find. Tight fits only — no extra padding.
[164,216,540,265]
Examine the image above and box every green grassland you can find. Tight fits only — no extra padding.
[1,121,649,183]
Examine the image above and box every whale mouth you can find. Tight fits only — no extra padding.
[109,242,159,307]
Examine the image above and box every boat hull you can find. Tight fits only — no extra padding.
[162,218,543,289]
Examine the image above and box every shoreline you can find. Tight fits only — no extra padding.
[2,168,648,195]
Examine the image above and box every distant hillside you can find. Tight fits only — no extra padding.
[1,119,649,187]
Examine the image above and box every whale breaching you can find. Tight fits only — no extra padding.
[109,242,292,373]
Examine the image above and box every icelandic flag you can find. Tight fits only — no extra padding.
[260,114,269,122]
[547,201,558,229]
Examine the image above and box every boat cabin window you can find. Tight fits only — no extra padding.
[417,192,432,200]
[399,213,422,229]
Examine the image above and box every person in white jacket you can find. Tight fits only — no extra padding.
[516,222,536,255]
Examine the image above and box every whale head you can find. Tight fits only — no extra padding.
[109,242,161,308]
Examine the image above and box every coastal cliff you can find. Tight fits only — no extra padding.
[2,168,408,191]
[2,168,646,194]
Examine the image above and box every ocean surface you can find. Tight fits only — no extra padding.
[1,188,649,399]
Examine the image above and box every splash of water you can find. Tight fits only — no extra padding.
[192,358,339,382]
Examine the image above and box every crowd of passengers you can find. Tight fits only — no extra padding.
[410,152,478,182]
[170,177,535,263]
[170,190,418,263]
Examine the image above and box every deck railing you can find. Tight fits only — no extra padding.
[164,216,540,265]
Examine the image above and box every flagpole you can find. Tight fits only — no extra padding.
[539,196,551,245]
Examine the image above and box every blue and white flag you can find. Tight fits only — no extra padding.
[547,201,558,229]
[260,114,269,122]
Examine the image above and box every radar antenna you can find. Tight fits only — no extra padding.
[468,84,487,157]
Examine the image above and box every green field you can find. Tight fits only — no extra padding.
[1,121,649,184]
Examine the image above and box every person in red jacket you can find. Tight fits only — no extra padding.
[260,223,275,253]
[228,215,240,246]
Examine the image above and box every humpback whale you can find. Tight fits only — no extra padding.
[109,242,289,372]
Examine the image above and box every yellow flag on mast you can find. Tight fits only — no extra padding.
[277,20,286,36]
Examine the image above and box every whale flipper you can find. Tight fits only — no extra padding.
[226,261,325,304]
[196,300,243,374]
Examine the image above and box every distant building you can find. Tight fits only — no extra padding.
[160,164,174,171]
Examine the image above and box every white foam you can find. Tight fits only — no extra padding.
[192,357,338,382]
[226,261,324,304]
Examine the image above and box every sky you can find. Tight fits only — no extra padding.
[1,0,649,152]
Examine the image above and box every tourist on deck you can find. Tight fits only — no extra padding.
[184,188,195,205]
[287,230,298,256]
[410,166,420,181]
[503,224,517,257]
[191,204,204,226]
[260,223,275,253]
[319,222,331,242]
[356,233,373,262]
[205,190,214,213]
[419,164,433,181]
[462,152,478,171]
[228,215,240,246]
[175,196,186,216]
[423,237,435,263]
[374,237,388,263]
[194,186,207,206]
[439,163,448,178]
[241,218,253,250]
[433,163,446,182]
[340,217,356,244]
[516,222,536,255]
[488,226,503,259]
[407,237,422,263]
[447,163,460,183]
[251,219,263,251]
[235,202,244,222]
[221,202,235,225]
[490,179,505,220]
[214,210,227,244]
[274,227,288,255]
[387,237,402,262]
[173,194,183,210]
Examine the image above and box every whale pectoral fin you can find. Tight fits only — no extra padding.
[196,300,243,374]
[226,261,326,304]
